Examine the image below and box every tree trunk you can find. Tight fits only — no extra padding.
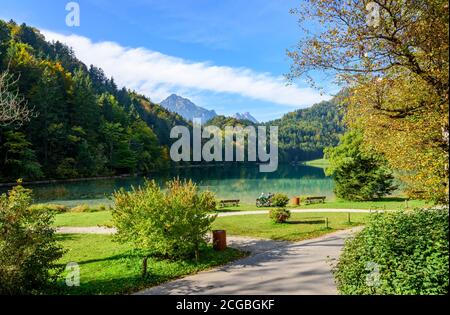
[142,256,148,277]
[195,242,199,263]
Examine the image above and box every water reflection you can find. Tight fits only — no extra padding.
[9,164,334,205]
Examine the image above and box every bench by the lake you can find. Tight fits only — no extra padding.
[304,196,326,204]
[219,199,240,208]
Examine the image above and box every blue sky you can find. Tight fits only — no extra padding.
[0,0,335,121]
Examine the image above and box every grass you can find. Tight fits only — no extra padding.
[51,234,246,295]
[294,197,427,210]
[54,211,112,227]
[302,158,331,168]
[212,212,371,241]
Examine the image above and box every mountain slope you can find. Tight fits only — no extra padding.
[160,94,217,122]
[0,20,188,181]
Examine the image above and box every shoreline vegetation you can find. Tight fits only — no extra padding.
[0,161,324,188]
[0,163,234,187]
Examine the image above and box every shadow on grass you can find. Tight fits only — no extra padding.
[55,234,79,241]
[51,246,246,295]
[374,197,408,202]
[286,220,326,225]
[214,209,241,213]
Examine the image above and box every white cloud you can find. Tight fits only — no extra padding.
[42,30,329,107]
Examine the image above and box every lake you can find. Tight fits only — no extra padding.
[9,164,335,206]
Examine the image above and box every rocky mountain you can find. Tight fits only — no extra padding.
[160,94,217,123]
[233,112,258,123]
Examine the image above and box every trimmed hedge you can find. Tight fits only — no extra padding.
[334,208,449,295]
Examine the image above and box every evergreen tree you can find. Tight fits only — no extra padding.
[325,130,396,201]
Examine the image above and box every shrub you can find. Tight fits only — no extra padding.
[0,182,64,294]
[271,193,290,207]
[269,208,291,223]
[334,208,449,295]
[29,203,68,213]
[111,179,217,276]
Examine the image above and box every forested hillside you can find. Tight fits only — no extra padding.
[207,101,344,163]
[206,115,256,128]
[0,20,188,182]
[0,20,344,182]
[267,100,345,162]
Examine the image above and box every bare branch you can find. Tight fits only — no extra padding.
[0,70,35,127]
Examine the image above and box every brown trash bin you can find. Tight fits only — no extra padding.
[212,230,227,251]
[291,197,300,206]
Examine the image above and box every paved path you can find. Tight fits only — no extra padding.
[54,211,365,294]
[136,228,361,295]
[56,209,375,234]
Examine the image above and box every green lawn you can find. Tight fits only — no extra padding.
[54,211,112,227]
[294,198,427,210]
[212,212,371,241]
[51,234,246,295]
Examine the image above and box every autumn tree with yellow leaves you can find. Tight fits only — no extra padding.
[288,0,449,202]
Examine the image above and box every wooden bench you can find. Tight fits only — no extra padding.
[219,199,240,208]
[304,196,326,204]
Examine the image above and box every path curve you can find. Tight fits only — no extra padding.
[136,228,362,295]
[56,209,376,234]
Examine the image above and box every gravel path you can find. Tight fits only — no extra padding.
[56,226,117,234]
[136,228,362,295]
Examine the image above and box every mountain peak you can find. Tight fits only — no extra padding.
[233,112,258,123]
[167,93,184,100]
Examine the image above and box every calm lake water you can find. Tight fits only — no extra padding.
[11,164,335,206]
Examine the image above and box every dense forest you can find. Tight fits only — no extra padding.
[0,20,188,182]
[266,100,345,162]
[205,102,344,164]
[206,115,256,128]
[0,19,344,182]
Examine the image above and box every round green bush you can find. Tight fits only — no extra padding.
[271,193,290,207]
[1,184,64,294]
[269,208,291,223]
[333,208,449,295]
